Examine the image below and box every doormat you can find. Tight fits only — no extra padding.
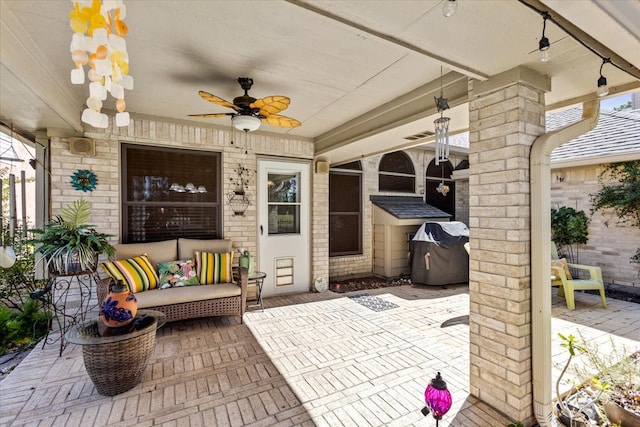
[347,293,399,312]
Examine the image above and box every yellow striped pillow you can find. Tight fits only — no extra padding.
[100,255,159,293]
[194,251,234,285]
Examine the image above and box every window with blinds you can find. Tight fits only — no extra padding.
[329,161,362,256]
[121,144,221,243]
[378,151,415,192]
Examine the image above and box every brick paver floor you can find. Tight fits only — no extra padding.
[1,285,638,426]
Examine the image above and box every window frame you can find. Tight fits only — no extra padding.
[120,143,222,243]
[378,151,415,193]
[329,162,363,257]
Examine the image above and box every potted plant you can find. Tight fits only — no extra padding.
[555,333,605,426]
[30,200,115,275]
[572,336,640,426]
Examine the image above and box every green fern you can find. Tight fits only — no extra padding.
[59,200,91,228]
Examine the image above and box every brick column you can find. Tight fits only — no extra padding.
[467,67,550,423]
[312,162,329,285]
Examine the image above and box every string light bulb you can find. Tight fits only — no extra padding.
[538,12,551,62]
[597,58,610,97]
[596,58,611,97]
[442,0,458,18]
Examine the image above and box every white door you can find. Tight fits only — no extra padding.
[257,159,310,296]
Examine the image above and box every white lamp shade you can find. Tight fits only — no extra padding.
[232,115,261,132]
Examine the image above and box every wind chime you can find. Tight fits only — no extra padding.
[69,0,133,128]
[434,67,450,166]
[0,124,26,268]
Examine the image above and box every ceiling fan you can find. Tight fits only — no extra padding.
[188,77,301,132]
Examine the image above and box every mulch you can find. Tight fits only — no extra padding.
[329,275,412,293]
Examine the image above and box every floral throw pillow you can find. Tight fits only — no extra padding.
[157,259,199,289]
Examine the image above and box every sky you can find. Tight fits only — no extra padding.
[600,93,632,110]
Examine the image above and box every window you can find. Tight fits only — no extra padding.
[121,144,221,243]
[267,172,300,235]
[329,161,362,256]
[425,159,455,218]
[378,151,415,192]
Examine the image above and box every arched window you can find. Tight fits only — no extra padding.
[378,151,415,192]
[329,161,362,256]
[425,159,455,218]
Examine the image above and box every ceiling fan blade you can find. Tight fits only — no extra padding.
[188,113,231,118]
[251,96,290,115]
[198,91,239,111]
[262,114,301,128]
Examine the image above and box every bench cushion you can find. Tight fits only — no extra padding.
[135,282,241,308]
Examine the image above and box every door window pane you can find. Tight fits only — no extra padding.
[268,205,300,235]
[268,172,300,234]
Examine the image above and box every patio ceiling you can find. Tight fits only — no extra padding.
[1,0,639,165]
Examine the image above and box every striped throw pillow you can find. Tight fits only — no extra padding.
[100,255,159,293]
[194,251,234,285]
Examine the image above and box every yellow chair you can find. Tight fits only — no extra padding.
[551,243,606,310]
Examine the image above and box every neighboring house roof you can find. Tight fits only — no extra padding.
[446,107,639,168]
[548,107,640,168]
[370,196,451,219]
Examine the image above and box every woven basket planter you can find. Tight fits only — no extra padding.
[66,314,158,396]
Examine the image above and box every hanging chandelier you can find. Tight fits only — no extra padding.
[69,0,133,128]
[434,67,450,166]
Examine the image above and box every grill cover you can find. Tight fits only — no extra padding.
[410,221,469,286]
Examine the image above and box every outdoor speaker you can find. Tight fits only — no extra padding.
[315,160,329,174]
[69,137,95,156]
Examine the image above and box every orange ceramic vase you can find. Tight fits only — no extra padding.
[100,279,138,328]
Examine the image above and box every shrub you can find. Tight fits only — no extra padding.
[590,161,640,264]
[0,299,50,353]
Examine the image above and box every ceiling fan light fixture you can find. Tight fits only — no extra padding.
[232,115,261,132]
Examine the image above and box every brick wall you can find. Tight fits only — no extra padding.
[551,164,640,287]
[328,150,468,280]
[49,117,315,274]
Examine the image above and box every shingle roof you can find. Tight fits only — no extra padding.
[443,107,639,166]
[548,108,640,165]
[370,196,451,219]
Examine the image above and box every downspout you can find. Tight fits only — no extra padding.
[530,100,599,426]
